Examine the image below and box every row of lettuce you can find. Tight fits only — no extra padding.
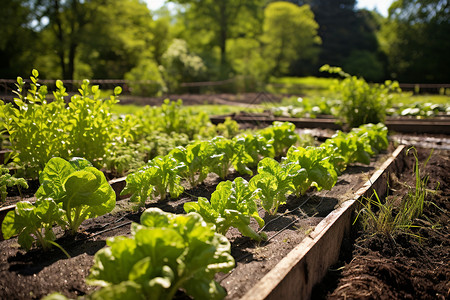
[3,120,388,299]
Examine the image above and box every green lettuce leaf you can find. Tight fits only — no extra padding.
[184,177,266,241]
[87,208,235,300]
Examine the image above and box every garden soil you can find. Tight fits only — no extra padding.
[313,148,450,300]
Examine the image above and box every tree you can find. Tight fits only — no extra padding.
[261,2,320,76]
[342,50,384,82]
[169,0,264,76]
[161,39,207,92]
[11,0,157,80]
[30,0,102,80]
[305,0,382,77]
[227,37,270,84]
[381,0,450,82]
[79,0,155,79]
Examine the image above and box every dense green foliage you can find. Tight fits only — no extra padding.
[0,166,28,201]
[320,65,401,127]
[381,0,450,82]
[5,0,446,86]
[2,157,115,249]
[1,71,119,177]
[1,72,254,178]
[184,177,267,241]
[262,2,320,76]
[86,208,235,300]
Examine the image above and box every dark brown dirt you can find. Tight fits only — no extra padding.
[0,149,392,300]
[313,148,450,300]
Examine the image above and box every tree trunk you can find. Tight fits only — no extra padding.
[218,1,228,75]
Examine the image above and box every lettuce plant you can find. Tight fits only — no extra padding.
[86,208,235,300]
[2,199,65,251]
[215,117,241,138]
[257,121,298,157]
[318,144,347,175]
[249,157,301,215]
[234,133,275,168]
[207,136,253,178]
[184,177,266,241]
[351,123,389,154]
[0,166,28,201]
[35,157,116,234]
[121,155,184,206]
[169,141,210,188]
[284,146,338,196]
[323,130,373,165]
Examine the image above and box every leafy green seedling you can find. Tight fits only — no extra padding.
[234,133,275,168]
[35,157,116,234]
[0,166,28,201]
[170,141,210,188]
[2,199,65,252]
[249,157,301,215]
[86,208,235,300]
[323,130,373,165]
[207,136,253,179]
[284,146,338,196]
[121,155,184,206]
[184,177,267,241]
[257,121,298,157]
[351,123,389,154]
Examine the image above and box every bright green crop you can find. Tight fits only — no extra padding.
[86,208,235,300]
[169,141,210,188]
[249,157,301,215]
[206,136,253,178]
[284,146,338,196]
[121,155,184,206]
[0,166,28,201]
[184,177,266,241]
[257,121,298,157]
[2,157,115,249]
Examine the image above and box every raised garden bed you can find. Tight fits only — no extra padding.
[0,144,403,299]
[210,113,450,135]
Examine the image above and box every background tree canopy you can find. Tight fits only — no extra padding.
[0,0,448,89]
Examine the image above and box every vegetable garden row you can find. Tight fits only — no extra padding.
[1,72,391,299]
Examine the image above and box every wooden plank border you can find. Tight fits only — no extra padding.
[242,145,407,300]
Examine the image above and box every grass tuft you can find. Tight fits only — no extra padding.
[355,147,438,237]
